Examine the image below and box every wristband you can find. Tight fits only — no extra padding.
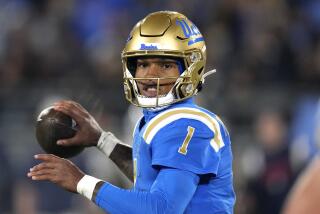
[77,175,102,200]
[97,131,120,157]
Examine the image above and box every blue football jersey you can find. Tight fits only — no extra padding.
[132,99,235,213]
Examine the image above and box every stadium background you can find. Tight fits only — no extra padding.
[0,0,320,213]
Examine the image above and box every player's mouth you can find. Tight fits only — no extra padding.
[140,82,159,97]
[137,81,175,97]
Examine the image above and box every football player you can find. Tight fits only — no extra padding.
[28,11,236,213]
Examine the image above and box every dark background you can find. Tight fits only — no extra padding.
[1,0,320,213]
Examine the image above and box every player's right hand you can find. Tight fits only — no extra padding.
[53,100,103,147]
[28,154,85,193]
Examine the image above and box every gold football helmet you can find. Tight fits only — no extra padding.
[122,11,213,108]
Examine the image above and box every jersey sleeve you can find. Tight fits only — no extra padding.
[148,116,226,175]
[93,168,199,214]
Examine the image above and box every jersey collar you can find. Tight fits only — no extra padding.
[142,98,194,122]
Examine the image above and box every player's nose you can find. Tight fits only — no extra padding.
[144,63,160,78]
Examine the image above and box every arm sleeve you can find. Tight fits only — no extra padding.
[94,168,199,214]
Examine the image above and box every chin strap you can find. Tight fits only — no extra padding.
[201,69,216,84]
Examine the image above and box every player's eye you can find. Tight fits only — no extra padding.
[137,62,149,68]
[159,62,176,70]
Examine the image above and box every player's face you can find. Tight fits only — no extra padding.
[135,58,180,97]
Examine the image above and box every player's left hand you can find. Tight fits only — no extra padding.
[27,154,85,193]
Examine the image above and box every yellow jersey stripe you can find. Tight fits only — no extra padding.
[142,108,224,151]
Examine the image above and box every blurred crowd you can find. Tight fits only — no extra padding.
[0,0,319,213]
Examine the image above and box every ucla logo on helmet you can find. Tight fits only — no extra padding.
[176,18,204,46]
[139,43,160,50]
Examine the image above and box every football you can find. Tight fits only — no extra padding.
[35,107,84,158]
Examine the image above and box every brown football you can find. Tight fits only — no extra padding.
[35,107,84,158]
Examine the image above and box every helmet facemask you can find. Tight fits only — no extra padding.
[122,52,205,108]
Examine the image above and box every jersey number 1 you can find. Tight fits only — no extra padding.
[178,126,195,155]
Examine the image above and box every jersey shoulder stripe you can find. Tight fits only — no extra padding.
[142,107,225,152]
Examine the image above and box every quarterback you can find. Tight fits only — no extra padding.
[28,11,236,213]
